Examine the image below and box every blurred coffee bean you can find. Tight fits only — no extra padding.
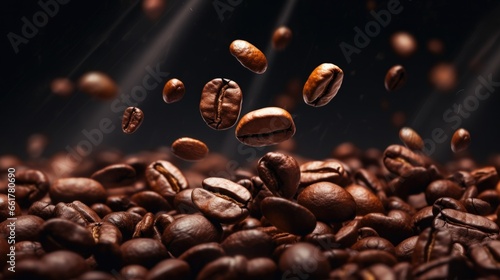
[229,39,267,74]
[272,26,292,50]
[50,77,74,97]
[261,197,316,235]
[429,62,457,92]
[146,259,190,280]
[50,177,107,205]
[398,127,424,150]
[121,238,169,268]
[15,169,49,207]
[390,31,417,57]
[39,218,95,257]
[279,243,330,279]
[384,65,407,92]
[451,128,471,153]
[162,78,185,104]
[221,229,274,258]
[171,137,209,161]
[78,71,118,100]
[425,179,463,205]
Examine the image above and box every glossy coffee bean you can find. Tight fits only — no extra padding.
[178,242,225,274]
[279,243,330,279]
[398,127,424,150]
[42,250,89,280]
[361,210,414,245]
[173,189,199,214]
[412,228,452,265]
[469,240,500,275]
[351,237,395,254]
[122,107,144,134]
[297,182,356,223]
[383,145,426,176]
[121,238,169,268]
[0,215,44,242]
[90,163,136,188]
[39,218,95,257]
[161,214,222,257]
[425,179,463,205]
[272,26,292,50]
[261,196,316,235]
[229,39,267,74]
[200,78,243,130]
[88,221,123,268]
[197,255,248,280]
[130,191,172,213]
[390,31,417,57]
[50,177,107,205]
[384,65,407,92]
[247,257,278,280]
[145,160,188,199]
[171,137,209,161]
[53,200,101,226]
[235,107,296,147]
[162,78,185,104]
[257,152,300,199]
[299,160,347,187]
[345,184,384,216]
[103,211,143,241]
[395,236,418,262]
[303,63,343,107]
[15,169,50,207]
[451,128,471,153]
[78,71,118,100]
[146,259,190,280]
[222,229,274,259]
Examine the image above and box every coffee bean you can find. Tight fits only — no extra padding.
[398,127,423,150]
[42,250,89,280]
[103,211,143,241]
[0,215,44,242]
[235,107,296,147]
[351,237,395,254]
[303,63,343,107]
[50,177,107,205]
[361,210,414,245]
[279,243,330,279]
[383,145,426,176]
[161,214,222,257]
[191,177,251,224]
[130,191,172,213]
[15,241,45,261]
[146,259,190,280]
[88,221,123,269]
[469,240,500,275]
[120,265,149,280]
[429,62,457,92]
[390,31,417,57]
[122,107,144,134]
[15,169,50,207]
[395,236,418,262]
[90,203,112,218]
[471,166,498,192]
[222,229,274,259]
[412,256,468,280]
[200,78,243,130]
[53,200,101,226]
[229,39,267,74]
[425,179,464,205]
[78,71,118,100]
[91,163,137,188]
[162,78,185,104]
[1,193,21,221]
[299,160,347,187]
[257,152,300,199]
[178,242,225,274]
[107,195,136,212]
[197,255,248,280]
[412,228,452,266]
[121,238,169,268]
[272,26,292,50]
[133,212,160,239]
[411,206,434,233]
[463,197,492,215]
[247,257,278,279]
[384,65,407,92]
[171,137,209,161]
[39,218,95,257]
[350,249,398,268]
[345,184,384,216]
[261,196,316,235]
[451,128,471,153]
[297,182,356,223]
[146,160,188,200]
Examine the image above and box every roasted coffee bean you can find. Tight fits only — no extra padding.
[42,250,89,280]
[303,63,343,107]
[358,263,396,280]
[235,107,296,147]
[178,242,225,274]
[103,211,143,241]
[233,217,262,231]
[39,218,95,257]
[229,39,267,74]
[107,195,136,212]
[272,26,292,50]
[451,128,471,153]
[477,190,499,212]
[162,214,222,257]
[91,203,112,218]
[390,166,440,198]
[171,137,209,161]
[471,166,498,192]
[173,189,199,214]
[412,228,452,265]
[395,236,418,262]
[390,31,417,57]
[357,227,379,239]
[50,177,107,205]
[257,152,300,199]
[88,221,123,269]
[162,78,185,104]
[350,249,397,267]
[78,271,117,280]
[120,265,149,280]
[53,201,101,226]
[146,160,188,200]
[299,160,347,187]
[247,257,278,280]
[335,218,364,248]
[130,191,172,213]
[0,193,21,222]
[27,200,53,220]
[121,238,169,268]
[222,229,274,258]
[200,78,243,130]
[133,212,160,239]
[362,210,414,245]
[412,255,469,280]
[469,240,500,275]
[279,243,330,279]
[297,182,356,223]
[433,208,499,247]
[384,65,407,92]
[260,226,300,246]
[15,241,45,261]
[411,206,434,233]
[122,107,144,134]
[345,184,384,216]
[146,259,190,280]
[386,196,416,216]
[323,249,350,269]
[15,169,50,207]
[329,263,360,279]
[261,197,316,235]
[432,197,466,216]
[197,255,248,280]
[0,215,44,242]
[383,145,426,176]
[78,71,118,100]
[398,127,423,150]
[91,163,136,188]
[351,237,395,254]
[425,179,464,205]
[354,169,388,204]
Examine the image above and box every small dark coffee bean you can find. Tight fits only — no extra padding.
[272,26,292,50]
[464,197,492,216]
[178,242,225,274]
[15,241,45,261]
[351,237,395,254]
[121,238,169,268]
[78,71,118,100]
[161,214,222,257]
[390,31,417,57]
[398,127,423,150]
[412,228,452,266]
[235,107,296,147]
[171,137,209,161]
[90,163,136,188]
[383,145,426,176]
[384,65,407,92]
[27,200,54,220]
[257,152,300,199]
[39,218,95,257]
[323,249,350,269]
[432,197,466,216]
[229,39,267,74]
[162,78,185,104]
[88,221,122,269]
[303,63,343,107]
[132,212,159,239]
[50,177,107,205]
[425,179,464,205]
[395,236,418,262]
[261,196,316,235]
[411,206,434,233]
[362,210,414,245]
[145,160,188,200]
[222,229,274,258]
[247,257,278,279]
[297,182,356,223]
[299,160,347,187]
[334,218,363,248]
[53,201,101,226]
[120,265,149,280]
[90,203,112,218]
[279,243,330,279]
[0,215,44,242]
[122,107,144,134]
[15,169,50,207]
[345,184,384,216]
[197,255,248,280]
[451,128,471,153]
[130,191,172,213]
[469,240,500,275]
[146,259,190,280]
[386,196,416,216]
[42,250,89,280]
[103,211,143,241]
[173,189,199,214]
[200,78,243,130]
[106,195,136,212]
[350,249,397,268]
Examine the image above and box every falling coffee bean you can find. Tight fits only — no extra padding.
[200,78,243,130]
[451,128,471,153]
[384,65,407,92]
[272,26,292,50]
[171,137,209,161]
[229,39,268,74]
[162,78,185,104]
[399,127,424,150]
[122,107,144,134]
[303,63,344,107]
[78,71,118,100]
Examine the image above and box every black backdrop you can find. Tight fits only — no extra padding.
[2,0,500,164]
